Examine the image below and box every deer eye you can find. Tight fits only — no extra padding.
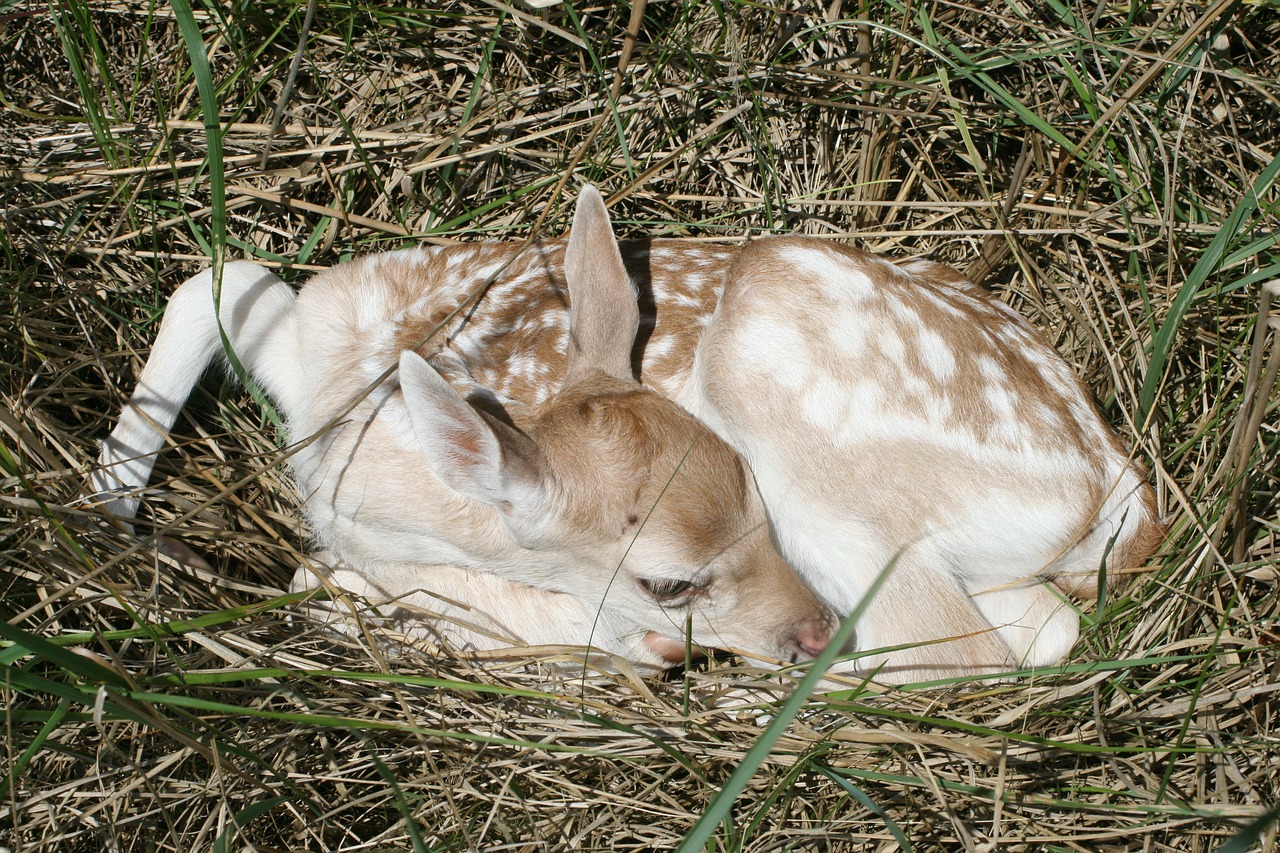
[638,578,700,603]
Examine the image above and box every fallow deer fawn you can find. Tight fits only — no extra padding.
[94,186,1160,682]
[93,187,835,673]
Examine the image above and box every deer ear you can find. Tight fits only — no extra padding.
[563,185,639,383]
[398,350,549,523]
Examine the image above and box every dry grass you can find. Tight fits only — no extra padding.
[2,0,1279,850]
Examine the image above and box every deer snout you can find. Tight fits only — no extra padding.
[788,613,837,662]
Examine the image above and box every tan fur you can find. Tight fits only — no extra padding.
[95,186,1161,683]
[94,189,837,675]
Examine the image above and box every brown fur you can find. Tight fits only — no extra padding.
[96,187,1160,682]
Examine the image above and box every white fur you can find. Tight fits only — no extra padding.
[93,188,835,675]
[93,187,1161,683]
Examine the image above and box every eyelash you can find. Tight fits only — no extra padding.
[639,578,700,602]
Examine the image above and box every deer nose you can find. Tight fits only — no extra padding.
[791,614,835,661]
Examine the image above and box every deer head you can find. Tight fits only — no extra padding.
[394,187,836,664]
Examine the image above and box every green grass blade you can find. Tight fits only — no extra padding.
[815,766,915,851]
[168,0,267,400]
[1216,803,1280,853]
[0,697,71,802]
[0,618,130,688]
[50,0,121,168]
[1138,150,1280,423]
[211,795,292,853]
[169,0,226,268]
[674,554,896,853]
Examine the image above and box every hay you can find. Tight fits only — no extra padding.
[2,1,1278,849]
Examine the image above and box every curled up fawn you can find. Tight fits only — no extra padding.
[93,186,1161,683]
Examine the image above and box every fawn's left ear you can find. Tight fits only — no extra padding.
[563,185,638,385]
[398,350,550,531]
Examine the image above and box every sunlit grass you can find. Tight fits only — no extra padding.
[2,0,1278,849]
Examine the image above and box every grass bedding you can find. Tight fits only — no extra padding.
[2,0,1279,849]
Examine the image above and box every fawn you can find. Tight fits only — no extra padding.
[93,188,835,672]
[94,186,1160,682]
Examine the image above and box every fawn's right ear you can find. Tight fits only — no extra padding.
[563,185,639,385]
[398,351,552,533]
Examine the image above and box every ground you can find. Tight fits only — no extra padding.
[1,1,1278,850]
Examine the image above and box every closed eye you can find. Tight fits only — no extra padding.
[638,577,701,603]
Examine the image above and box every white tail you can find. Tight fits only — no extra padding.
[95,186,1160,682]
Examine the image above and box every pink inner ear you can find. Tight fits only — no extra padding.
[644,630,700,663]
[445,425,484,457]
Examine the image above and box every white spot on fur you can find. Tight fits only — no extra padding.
[827,311,867,359]
[646,336,676,362]
[977,355,1007,383]
[849,380,885,414]
[876,330,907,365]
[801,374,851,428]
[889,300,922,327]
[779,246,875,300]
[981,383,1022,444]
[918,329,956,380]
[926,393,955,426]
